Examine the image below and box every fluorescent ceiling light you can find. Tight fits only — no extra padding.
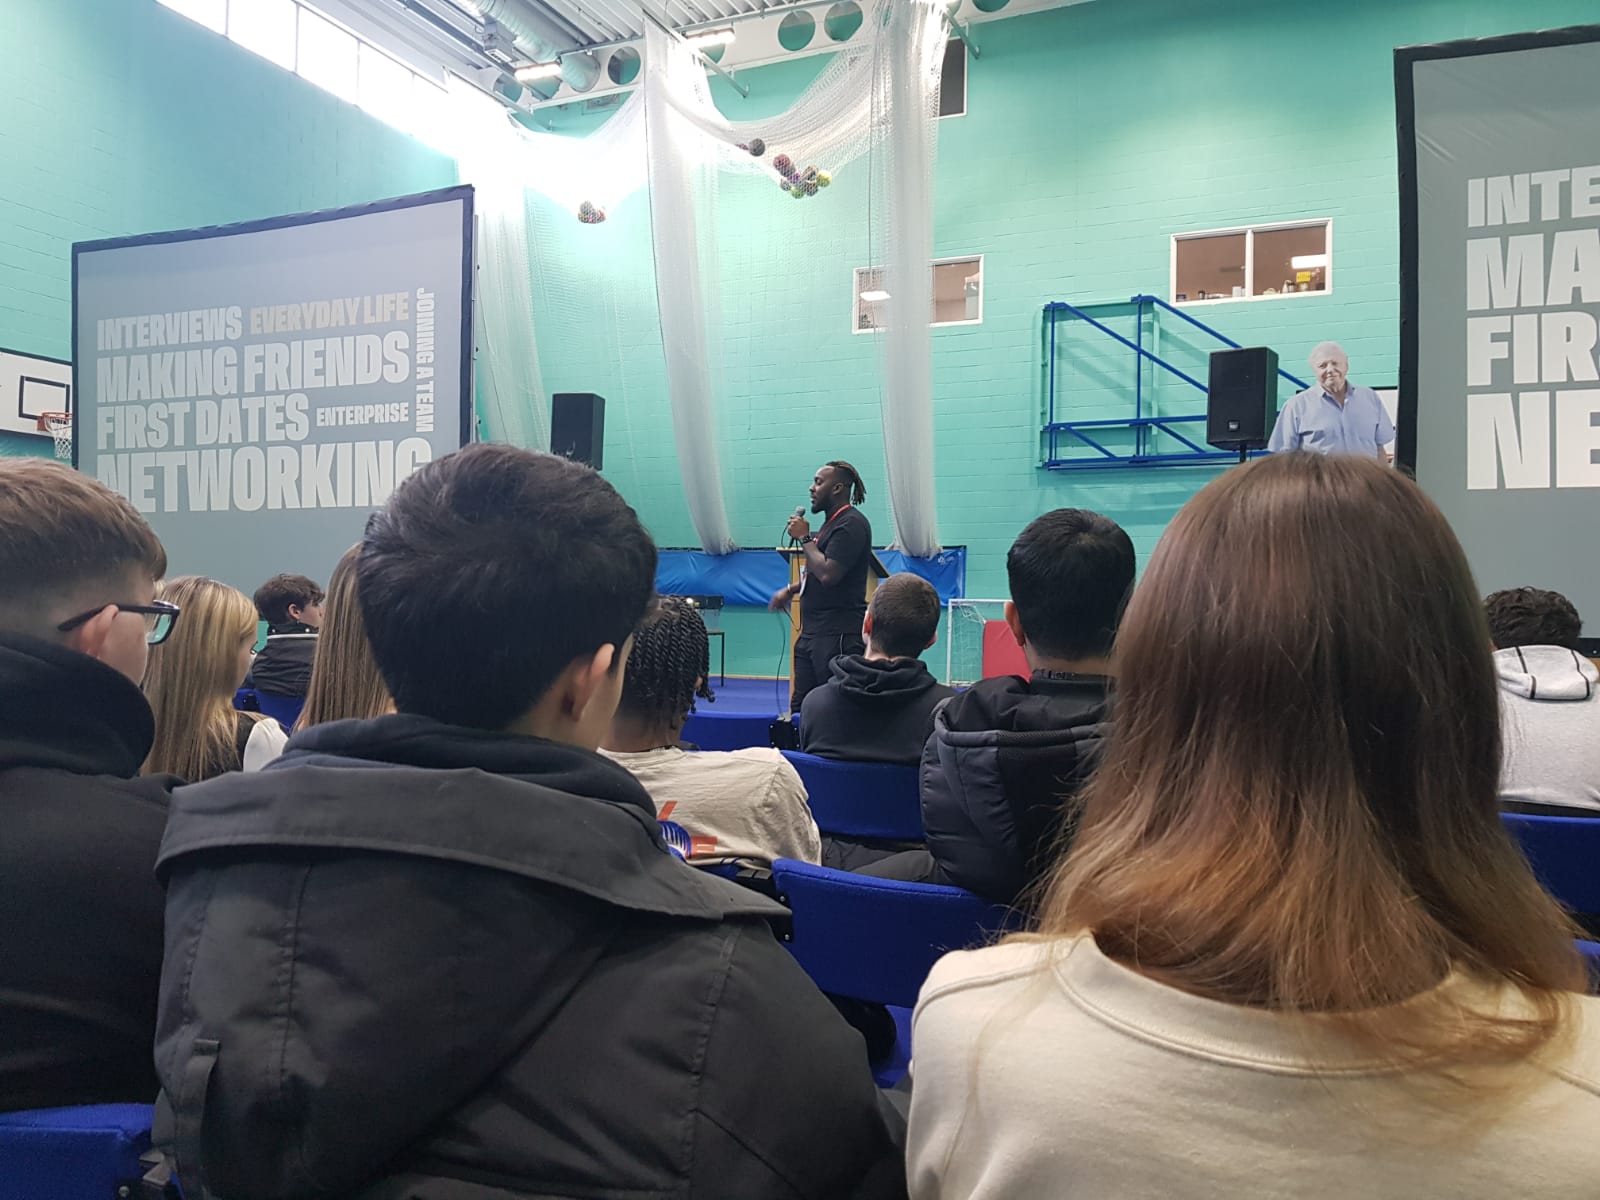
[860,290,891,303]
[1290,253,1329,269]
[685,27,736,46]
[514,62,562,82]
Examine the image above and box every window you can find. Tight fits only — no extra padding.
[853,256,983,333]
[229,0,298,72]
[1172,220,1331,304]
[939,38,966,118]
[158,0,226,34]
[358,42,417,129]
[297,7,358,103]
[159,0,450,153]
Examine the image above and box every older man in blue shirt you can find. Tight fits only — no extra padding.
[1267,342,1394,459]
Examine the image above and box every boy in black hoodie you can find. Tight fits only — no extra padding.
[800,572,953,765]
[154,445,905,1200]
[0,459,175,1110]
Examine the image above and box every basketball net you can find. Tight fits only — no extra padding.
[37,412,72,461]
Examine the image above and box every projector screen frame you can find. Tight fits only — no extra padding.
[68,183,477,471]
[1394,22,1600,476]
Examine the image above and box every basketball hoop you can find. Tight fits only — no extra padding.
[36,411,72,461]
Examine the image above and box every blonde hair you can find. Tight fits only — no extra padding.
[296,545,393,730]
[143,576,261,781]
[1031,453,1583,1079]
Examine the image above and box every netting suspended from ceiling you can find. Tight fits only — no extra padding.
[455,0,948,554]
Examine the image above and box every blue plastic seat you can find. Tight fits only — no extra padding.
[780,751,922,841]
[0,1103,153,1199]
[1501,812,1600,914]
[253,690,305,731]
[770,858,1025,1010]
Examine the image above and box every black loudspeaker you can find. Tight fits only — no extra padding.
[551,392,605,468]
[1206,347,1279,451]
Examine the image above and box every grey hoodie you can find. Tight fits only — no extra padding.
[1496,645,1600,814]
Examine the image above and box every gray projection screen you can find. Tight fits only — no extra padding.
[1397,27,1600,639]
[72,186,474,592]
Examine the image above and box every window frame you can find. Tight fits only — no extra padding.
[1170,218,1334,306]
[852,254,985,335]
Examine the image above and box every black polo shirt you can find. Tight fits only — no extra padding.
[801,505,872,634]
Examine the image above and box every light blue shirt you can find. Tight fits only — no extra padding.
[1267,384,1395,456]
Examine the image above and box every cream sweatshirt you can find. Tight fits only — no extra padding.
[908,935,1600,1199]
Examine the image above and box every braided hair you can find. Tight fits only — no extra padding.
[618,597,716,731]
[826,460,867,505]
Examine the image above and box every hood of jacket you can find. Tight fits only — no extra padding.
[1495,645,1598,702]
[826,653,944,704]
[920,673,1110,905]
[0,632,154,777]
[156,713,784,1199]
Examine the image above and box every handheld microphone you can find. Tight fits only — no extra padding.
[783,505,805,544]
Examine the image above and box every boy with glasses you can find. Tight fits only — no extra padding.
[0,458,175,1111]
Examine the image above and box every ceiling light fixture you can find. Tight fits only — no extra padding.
[514,61,562,82]
[1289,253,1329,269]
[685,27,736,47]
[859,290,891,303]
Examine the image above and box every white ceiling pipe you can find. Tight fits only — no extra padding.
[477,0,602,90]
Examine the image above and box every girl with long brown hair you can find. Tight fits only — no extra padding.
[143,576,287,780]
[295,544,393,730]
[907,453,1600,1198]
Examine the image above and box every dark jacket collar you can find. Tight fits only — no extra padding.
[0,632,154,778]
[158,713,784,922]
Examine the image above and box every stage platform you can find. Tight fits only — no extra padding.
[684,677,791,751]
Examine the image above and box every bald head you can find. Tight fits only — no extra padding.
[864,573,941,660]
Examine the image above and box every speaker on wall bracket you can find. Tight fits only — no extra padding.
[1205,347,1279,453]
[551,392,605,468]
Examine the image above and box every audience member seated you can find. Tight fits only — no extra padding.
[244,571,323,697]
[0,460,174,1111]
[152,446,903,1199]
[604,597,822,868]
[143,576,288,779]
[799,572,954,765]
[908,453,1600,1199]
[859,508,1133,906]
[294,544,393,730]
[1485,586,1600,816]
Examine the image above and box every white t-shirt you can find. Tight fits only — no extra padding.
[908,935,1600,1200]
[601,746,821,867]
[243,717,288,772]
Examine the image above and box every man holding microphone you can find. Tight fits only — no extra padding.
[769,461,873,713]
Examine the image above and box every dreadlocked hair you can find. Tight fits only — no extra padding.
[618,596,717,731]
[826,460,867,505]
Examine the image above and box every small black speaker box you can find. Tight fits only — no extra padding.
[1206,348,1279,451]
[551,392,605,468]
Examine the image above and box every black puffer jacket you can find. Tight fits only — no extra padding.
[919,671,1109,906]
[154,715,905,1200]
[0,633,175,1111]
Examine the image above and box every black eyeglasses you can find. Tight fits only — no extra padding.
[57,599,182,646]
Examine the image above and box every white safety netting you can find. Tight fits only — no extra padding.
[450,0,946,554]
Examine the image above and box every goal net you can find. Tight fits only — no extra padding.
[945,598,1011,688]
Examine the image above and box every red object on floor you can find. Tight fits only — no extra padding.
[980,619,1028,679]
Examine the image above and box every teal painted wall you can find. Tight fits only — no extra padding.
[0,0,455,458]
[531,0,1599,676]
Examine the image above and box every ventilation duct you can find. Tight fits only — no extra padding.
[476,0,600,92]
